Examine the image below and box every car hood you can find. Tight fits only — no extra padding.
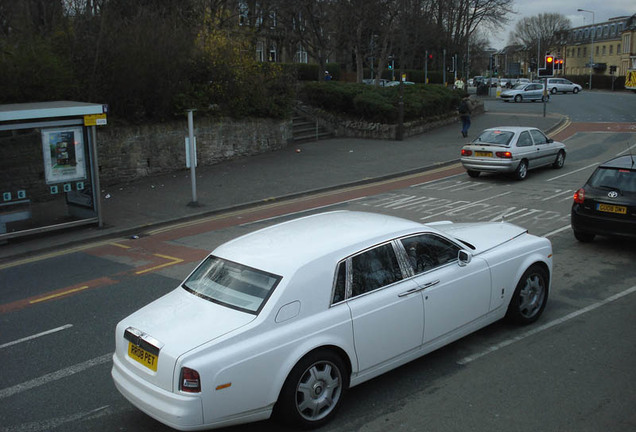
[431,222,527,254]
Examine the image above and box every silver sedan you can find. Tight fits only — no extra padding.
[500,83,549,103]
[460,127,566,180]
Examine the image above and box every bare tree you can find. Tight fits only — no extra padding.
[508,13,571,62]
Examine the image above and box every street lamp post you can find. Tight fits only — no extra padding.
[577,8,595,90]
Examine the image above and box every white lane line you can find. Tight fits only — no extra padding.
[546,163,598,182]
[0,324,73,350]
[457,285,636,365]
[617,143,636,155]
[419,191,512,220]
[0,353,112,400]
[1,405,110,432]
[541,190,573,201]
[542,224,572,238]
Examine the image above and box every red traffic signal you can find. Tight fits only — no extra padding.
[546,55,554,64]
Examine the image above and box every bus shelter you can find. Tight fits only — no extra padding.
[0,101,107,242]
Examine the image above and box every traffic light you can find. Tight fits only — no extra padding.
[545,55,554,75]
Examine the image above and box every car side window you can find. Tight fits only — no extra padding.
[332,261,347,304]
[351,243,403,298]
[517,131,533,147]
[529,129,548,144]
[400,234,460,275]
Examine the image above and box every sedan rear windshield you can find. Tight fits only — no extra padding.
[473,130,514,146]
[183,256,281,314]
[589,167,636,193]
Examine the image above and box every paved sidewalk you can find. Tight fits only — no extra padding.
[0,105,565,261]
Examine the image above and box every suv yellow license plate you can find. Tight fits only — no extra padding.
[597,204,627,214]
[128,342,158,371]
[475,151,492,157]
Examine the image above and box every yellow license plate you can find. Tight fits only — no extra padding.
[475,151,492,157]
[597,204,627,214]
[128,342,158,371]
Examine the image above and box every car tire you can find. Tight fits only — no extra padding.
[552,150,565,169]
[276,349,348,429]
[514,94,522,103]
[573,230,595,242]
[506,264,549,325]
[573,87,580,94]
[541,95,549,102]
[514,160,528,180]
[467,170,480,178]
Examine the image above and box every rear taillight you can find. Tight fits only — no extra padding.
[180,367,201,393]
[573,188,585,204]
[461,149,472,156]
[495,151,512,159]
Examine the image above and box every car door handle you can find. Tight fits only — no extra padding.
[398,280,439,297]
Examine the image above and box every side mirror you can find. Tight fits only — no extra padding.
[458,249,472,267]
[547,138,554,143]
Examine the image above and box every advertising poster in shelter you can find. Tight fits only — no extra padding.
[41,127,87,184]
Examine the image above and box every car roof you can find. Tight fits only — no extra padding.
[481,126,539,134]
[212,211,425,276]
[599,155,636,170]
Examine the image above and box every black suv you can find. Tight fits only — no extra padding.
[571,155,636,242]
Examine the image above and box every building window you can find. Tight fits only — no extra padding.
[595,46,599,56]
[295,44,308,63]
[609,45,613,55]
[577,47,581,57]
[618,43,621,54]
[268,44,277,62]
[602,45,606,56]
[583,47,587,58]
[256,41,264,62]
[623,34,630,53]
[238,0,249,25]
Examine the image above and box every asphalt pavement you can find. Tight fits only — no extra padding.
[0,96,565,262]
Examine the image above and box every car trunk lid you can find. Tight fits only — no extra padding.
[114,288,255,392]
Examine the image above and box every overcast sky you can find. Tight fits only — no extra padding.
[488,0,636,49]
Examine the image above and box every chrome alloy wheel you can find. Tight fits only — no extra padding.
[518,273,546,319]
[295,360,343,421]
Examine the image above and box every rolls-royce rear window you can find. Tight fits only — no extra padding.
[183,256,281,314]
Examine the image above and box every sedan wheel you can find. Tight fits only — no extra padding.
[552,151,565,169]
[277,350,348,429]
[541,95,549,102]
[550,87,557,94]
[573,87,580,94]
[514,94,522,103]
[506,265,549,325]
[514,160,528,180]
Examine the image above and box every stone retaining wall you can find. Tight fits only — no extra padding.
[97,116,293,186]
[296,97,484,140]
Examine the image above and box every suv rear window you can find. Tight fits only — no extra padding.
[588,167,636,193]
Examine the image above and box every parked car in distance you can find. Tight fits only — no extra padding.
[112,210,553,431]
[385,80,415,86]
[500,82,549,103]
[571,155,636,242]
[546,78,582,94]
[460,126,566,180]
[362,78,390,86]
[499,78,510,88]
